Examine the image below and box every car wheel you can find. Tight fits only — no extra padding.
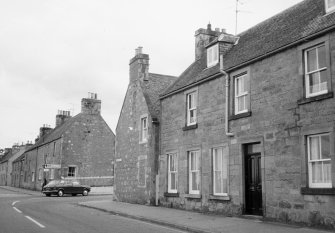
[45,194,51,197]
[58,190,64,197]
[82,189,88,196]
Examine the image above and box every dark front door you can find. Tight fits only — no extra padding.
[245,144,263,215]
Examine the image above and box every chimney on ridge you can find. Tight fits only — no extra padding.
[55,110,71,127]
[39,124,53,138]
[194,23,221,60]
[129,46,149,83]
[81,92,101,115]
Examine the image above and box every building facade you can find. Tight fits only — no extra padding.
[159,0,335,229]
[114,47,177,204]
[12,94,115,190]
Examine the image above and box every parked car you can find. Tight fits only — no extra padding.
[42,180,91,197]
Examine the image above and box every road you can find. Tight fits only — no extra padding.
[0,187,187,233]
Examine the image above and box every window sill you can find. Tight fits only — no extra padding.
[209,195,230,201]
[297,92,333,105]
[301,187,335,195]
[182,124,198,131]
[184,194,201,199]
[164,192,179,197]
[229,111,252,121]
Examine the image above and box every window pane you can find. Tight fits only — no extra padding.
[192,171,199,190]
[238,96,245,112]
[214,150,222,171]
[214,171,222,193]
[214,47,218,61]
[307,49,317,72]
[308,72,320,94]
[243,75,248,92]
[309,137,320,160]
[323,161,332,183]
[318,45,326,69]
[191,153,196,170]
[321,135,330,159]
[311,161,323,183]
[188,94,192,109]
[320,70,328,92]
[171,173,176,189]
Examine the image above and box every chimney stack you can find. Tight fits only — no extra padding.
[56,110,71,127]
[129,46,149,83]
[194,23,221,60]
[81,92,101,115]
[39,124,53,138]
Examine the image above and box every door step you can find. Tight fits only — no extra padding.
[241,215,263,221]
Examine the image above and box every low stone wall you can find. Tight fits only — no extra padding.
[65,176,113,187]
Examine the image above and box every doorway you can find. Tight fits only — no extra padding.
[244,143,263,215]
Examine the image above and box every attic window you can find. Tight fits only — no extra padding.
[207,44,218,67]
[325,0,335,13]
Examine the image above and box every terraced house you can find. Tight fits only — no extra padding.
[114,47,177,204]
[12,94,115,190]
[158,0,335,229]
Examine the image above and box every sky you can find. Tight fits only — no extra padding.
[0,0,303,149]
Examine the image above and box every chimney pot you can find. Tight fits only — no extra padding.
[135,46,143,55]
[56,109,72,127]
[81,93,101,115]
[221,28,227,33]
[207,23,212,31]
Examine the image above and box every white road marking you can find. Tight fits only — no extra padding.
[13,207,22,213]
[25,215,46,228]
[12,200,20,206]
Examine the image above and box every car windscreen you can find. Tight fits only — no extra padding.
[46,180,61,186]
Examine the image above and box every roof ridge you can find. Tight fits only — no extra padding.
[237,0,307,36]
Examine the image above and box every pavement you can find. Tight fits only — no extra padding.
[79,200,332,233]
[0,186,331,233]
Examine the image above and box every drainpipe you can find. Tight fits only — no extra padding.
[219,55,234,137]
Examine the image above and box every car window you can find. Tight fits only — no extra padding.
[72,181,80,186]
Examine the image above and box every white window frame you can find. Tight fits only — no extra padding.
[188,150,200,195]
[207,44,219,67]
[304,44,328,98]
[140,116,148,143]
[68,166,76,177]
[212,147,228,196]
[167,153,178,193]
[325,0,335,13]
[307,133,332,188]
[186,91,197,126]
[234,73,249,114]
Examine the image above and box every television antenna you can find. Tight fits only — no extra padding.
[235,0,253,35]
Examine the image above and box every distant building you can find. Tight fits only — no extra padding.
[12,94,115,190]
[114,47,177,204]
[158,0,335,229]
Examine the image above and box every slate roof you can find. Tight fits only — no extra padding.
[25,113,112,153]
[0,150,13,163]
[162,0,335,97]
[141,73,178,118]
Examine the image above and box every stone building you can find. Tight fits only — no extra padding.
[159,0,335,229]
[13,94,115,190]
[114,47,177,204]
